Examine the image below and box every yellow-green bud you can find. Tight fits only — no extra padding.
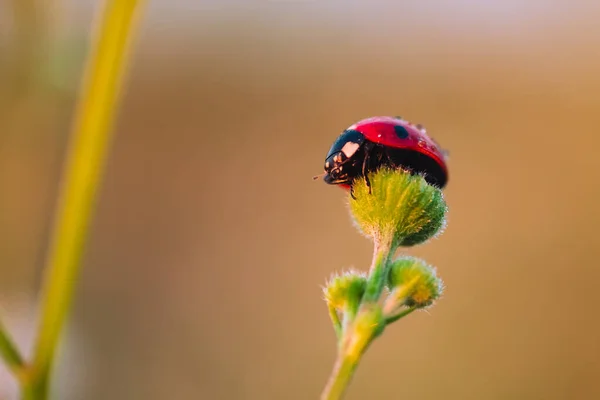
[387,256,443,308]
[349,168,447,247]
[324,271,367,315]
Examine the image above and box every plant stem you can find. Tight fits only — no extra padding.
[0,320,26,378]
[322,200,414,398]
[321,306,380,400]
[362,234,395,303]
[320,353,358,400]
[26,0,146,397]
[321,331,371,400]
[20,374,47,400]
[321,234,395,399]
[328,305,342,340]
[385,307,417,325]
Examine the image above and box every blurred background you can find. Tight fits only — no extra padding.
[2,0,600,399]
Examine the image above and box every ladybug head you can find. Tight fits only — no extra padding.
[323,152,352,184]
[322,130,366,185]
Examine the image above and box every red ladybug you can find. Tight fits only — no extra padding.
[319,116,448,192]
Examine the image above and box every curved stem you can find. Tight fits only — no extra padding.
[25,0,146,397]
[385,307,417,325]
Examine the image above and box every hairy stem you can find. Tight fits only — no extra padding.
[25,1,146,397]
[321,234,395,399]
[321,311,377,400]
[362,234,395,303]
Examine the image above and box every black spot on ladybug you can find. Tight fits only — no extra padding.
[394,125,409,139]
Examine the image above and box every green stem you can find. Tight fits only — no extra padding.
[321,329,371,400]
[321,305,382,400]
[21,374,47,400]
[328,305,342,340]
[25,0,146,397]
[321,234,395,399]
[320,353,359,400]
[0,320,26,378]
[385,307,417,325]
[362,234,395,303]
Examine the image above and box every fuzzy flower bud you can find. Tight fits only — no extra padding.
[387,256,443,308]
[349,167,447,247]
[324,271,367,315]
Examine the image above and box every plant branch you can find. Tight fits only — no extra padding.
[320,168,448,400]
[0,319,26,378]
[327,305,342,340]
[362,234,395,303]
[384,307,417,325]
[26,0,146,397]
[321,311,377,400]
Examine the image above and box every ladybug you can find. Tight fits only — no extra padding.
[318,116,448,195]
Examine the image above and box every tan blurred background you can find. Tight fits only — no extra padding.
[2,0,600,399]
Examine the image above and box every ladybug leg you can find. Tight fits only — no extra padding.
[350,185,357,200]
[363,165,371,194]
[383,147,393,165]
[362,143,373,194]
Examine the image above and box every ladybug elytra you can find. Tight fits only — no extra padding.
[319,116,448,193]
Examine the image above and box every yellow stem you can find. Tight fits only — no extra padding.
[27,0,146,397]
[321,304,383,400]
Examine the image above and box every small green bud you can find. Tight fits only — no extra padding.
[324,271,367,315]
[387,256,443,308]
[349,168,447,247]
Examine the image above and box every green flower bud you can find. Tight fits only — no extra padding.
[324,271,367,315]
[349,167,447,247]
[387,256,443,308]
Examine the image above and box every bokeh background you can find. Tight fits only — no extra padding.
[2,1,600,399]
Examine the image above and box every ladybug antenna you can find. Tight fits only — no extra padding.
[313,172,326,180]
